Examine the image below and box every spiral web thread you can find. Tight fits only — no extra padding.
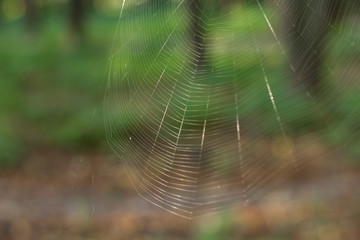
[105,0,360,218]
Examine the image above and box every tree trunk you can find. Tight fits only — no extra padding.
[69,0,85,41]
[189,0,206,68]
[25,0,38,31]
[284,0,341,95]
[0,0,3,27]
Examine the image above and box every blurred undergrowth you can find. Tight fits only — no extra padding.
[0,4,359,165]
[0,11,117,163]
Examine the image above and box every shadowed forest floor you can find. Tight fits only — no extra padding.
[1,138,359,240]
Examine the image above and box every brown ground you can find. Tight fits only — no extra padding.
[0,141,359,240]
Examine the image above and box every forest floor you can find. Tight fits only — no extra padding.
[0,142,359,240]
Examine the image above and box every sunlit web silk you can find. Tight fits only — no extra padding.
[105,0,360,218]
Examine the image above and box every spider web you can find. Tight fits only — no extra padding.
[104,0,360,218]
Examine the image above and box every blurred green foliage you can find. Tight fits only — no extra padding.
[0,7,120,163]
[1,1,359,165]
